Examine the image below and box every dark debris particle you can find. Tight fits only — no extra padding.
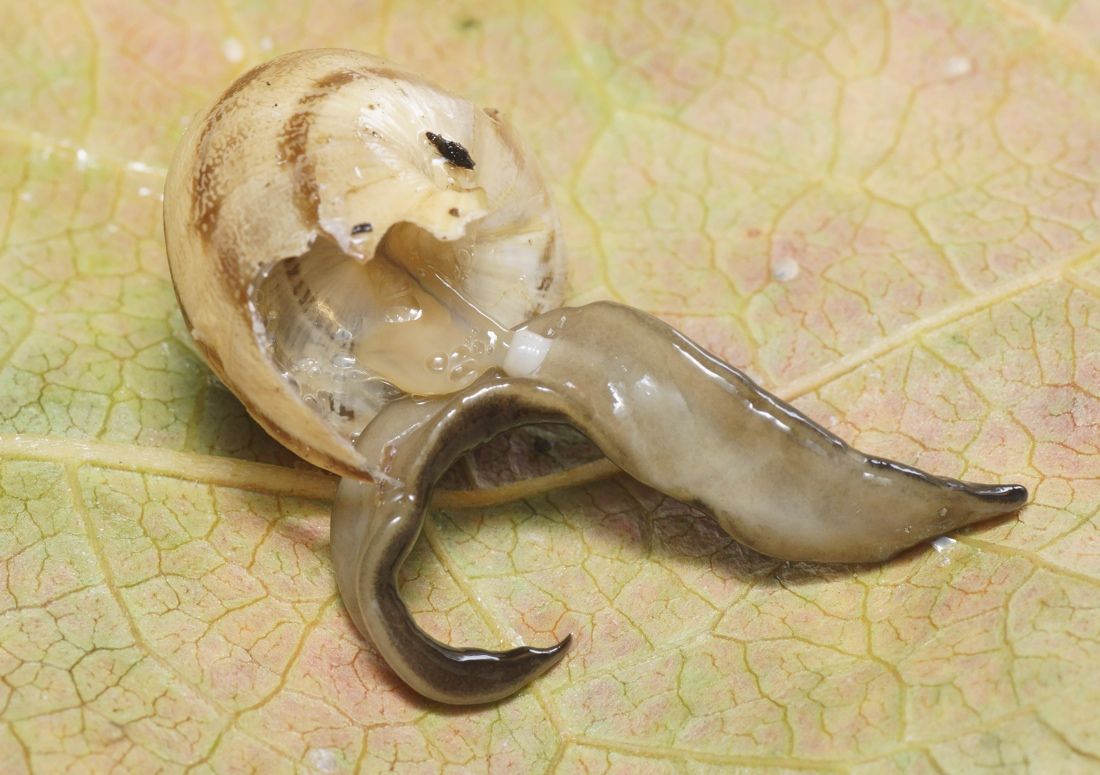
[426,131,475,169]
[449,208,460,217]
[351,222,373,235]
[458,16,480,31]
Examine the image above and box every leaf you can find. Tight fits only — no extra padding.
[1,0,1099,771]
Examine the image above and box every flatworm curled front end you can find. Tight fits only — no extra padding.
[331,383,580,704]
[332,302,1028,704]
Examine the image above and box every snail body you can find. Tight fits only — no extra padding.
[166,50,1028,706]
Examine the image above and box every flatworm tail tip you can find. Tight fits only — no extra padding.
[966,482,1029,512]
[993,483,1029,506]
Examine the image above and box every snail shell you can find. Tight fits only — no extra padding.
[164,49,565,479]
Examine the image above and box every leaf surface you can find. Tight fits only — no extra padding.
[0,0,1099,772]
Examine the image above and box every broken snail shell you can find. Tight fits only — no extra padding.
[167,49,1029,706]
[164,48,565,479]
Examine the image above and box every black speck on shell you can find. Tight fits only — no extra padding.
[426,131,475,169]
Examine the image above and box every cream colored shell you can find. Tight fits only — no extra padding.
[163,49,565,479]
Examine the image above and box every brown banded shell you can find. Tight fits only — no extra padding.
[163,49,566,479]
